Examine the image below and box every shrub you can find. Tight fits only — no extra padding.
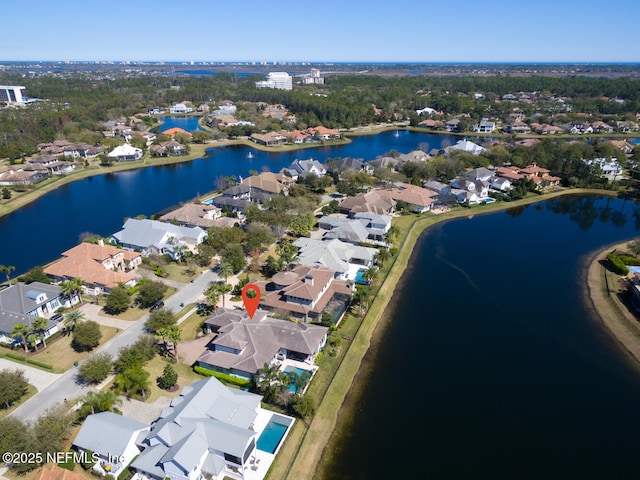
[78,352,113,384]
[72,321,102,352]
[607,253,629,275]
[193,366,252,388]
[618,255,640,266]
[26,359,53,370]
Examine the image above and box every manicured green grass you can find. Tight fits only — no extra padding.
[30,325,120,371]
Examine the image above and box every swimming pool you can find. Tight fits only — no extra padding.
[257,417,290,454]
[355,268,369,285]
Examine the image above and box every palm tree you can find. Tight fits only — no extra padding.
[376,248,389,267]
[33,317,49,349]
[11,322,30,354]
[63,310,86,333]
[0,265,15,285]
[166,325,182,359]
[256,363,286,398]
[363,266,379,285]
[155,327,169,356]
[384,224,400,245]
[218,261,234,284]
[61,278,85,306]
[79,390,123,417]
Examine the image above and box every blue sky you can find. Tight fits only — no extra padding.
[2,0,638,63]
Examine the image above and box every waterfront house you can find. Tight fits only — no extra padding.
[473,120,496,133]
[169,103,193,114]
[326,157,373,176]
[293,238,379,280]
[249,132,288,146]
[111,218,206,259]
[377,182,439,213]
[463,167,494,182]
[281,159,327,180]
[317,215,370,244]
[44,242,140,296]
[241,172,294,196]
[108,144,143,161]
[583,157,624,181]
[445,119,461,132]
[449,177,489,204]
[28,155,76,175]
[130,376,289,480]
[158,203,238,229]
[338,191,396,216]
[307,126,340,140]
[508,122,531,134]
[256,265,352,322]
[0,165,49,186]
[73,412,149,478]
[196,308,328,379]
[443,140,486,156]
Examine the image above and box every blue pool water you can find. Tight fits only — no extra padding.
[284,366,308,377]
[257,419,288,454]
[355,268,369,285]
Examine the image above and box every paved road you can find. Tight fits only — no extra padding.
[11,268,219,423]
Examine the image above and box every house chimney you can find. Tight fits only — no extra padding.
[304,274,314,286]
[98,238,104,246]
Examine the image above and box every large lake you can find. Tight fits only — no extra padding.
[319,194,640,479]
[0,130,455,275]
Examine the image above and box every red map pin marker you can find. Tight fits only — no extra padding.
[241,283,261,319]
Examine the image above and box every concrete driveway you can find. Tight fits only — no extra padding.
[0,358,62,392]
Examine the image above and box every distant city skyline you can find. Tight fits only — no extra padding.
[2,0,639,63]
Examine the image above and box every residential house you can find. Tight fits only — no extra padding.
[63,143,104,159]
[445,118,461,132]
[281,159,327,180]
[377,183,438,213]
[495,163,560,188]
[398,150,430,165]
[318,215,370,244]
[567,122,593,134]
[490,176,513,192]
[307,126,340,140]
[606,140,634,154]
[256,265,352,322]
[583,157,624,181]
[591,121,614,133]
[338,190,396,216]
[108,144,143,161]
[616,121,639,133]
[241,171,294,196]
[508,122,531,134]
[196,308,328,378]
[131,377,289,480]
[158,203,238,229]
[418,119,444,129]
[540,124,564,135]
[473,120,496,133]
[416,107,437,116]
[169,103,193,114]
[249,132,287,146]
[111,218,206,259]
[44,242,141,296]
[150,140,187,157]
[449,177,489,204]
[0,282,79,345]
[27,155,76,175]
[325,157,374,176]
[0,165,49,186]
[293,238,379,280]
[463,167,494,182]
[147,107,165,115]
[73,412,149,478]
[443,139,487,156]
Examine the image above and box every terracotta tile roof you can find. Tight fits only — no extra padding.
[44,243,138,289]
[35,464,88,480]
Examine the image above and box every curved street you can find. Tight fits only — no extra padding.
[10,268,219,423]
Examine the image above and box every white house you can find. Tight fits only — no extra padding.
[111,218,206,259]
[169,103,193,114]
[583,157,624,181]
[108,144,143,161]
[281,159,327,180]
[73,412,149,478]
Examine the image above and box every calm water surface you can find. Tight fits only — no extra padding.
[320,195,640,479]
[159,116,203,132]
[1,130,454,275]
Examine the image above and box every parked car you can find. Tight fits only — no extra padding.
[50,313,63,322]
[150,301,164,311]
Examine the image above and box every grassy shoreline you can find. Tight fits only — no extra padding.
[273,187,619,480]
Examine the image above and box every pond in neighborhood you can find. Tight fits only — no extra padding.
[159,116,203,132]
[319,194,640,480]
